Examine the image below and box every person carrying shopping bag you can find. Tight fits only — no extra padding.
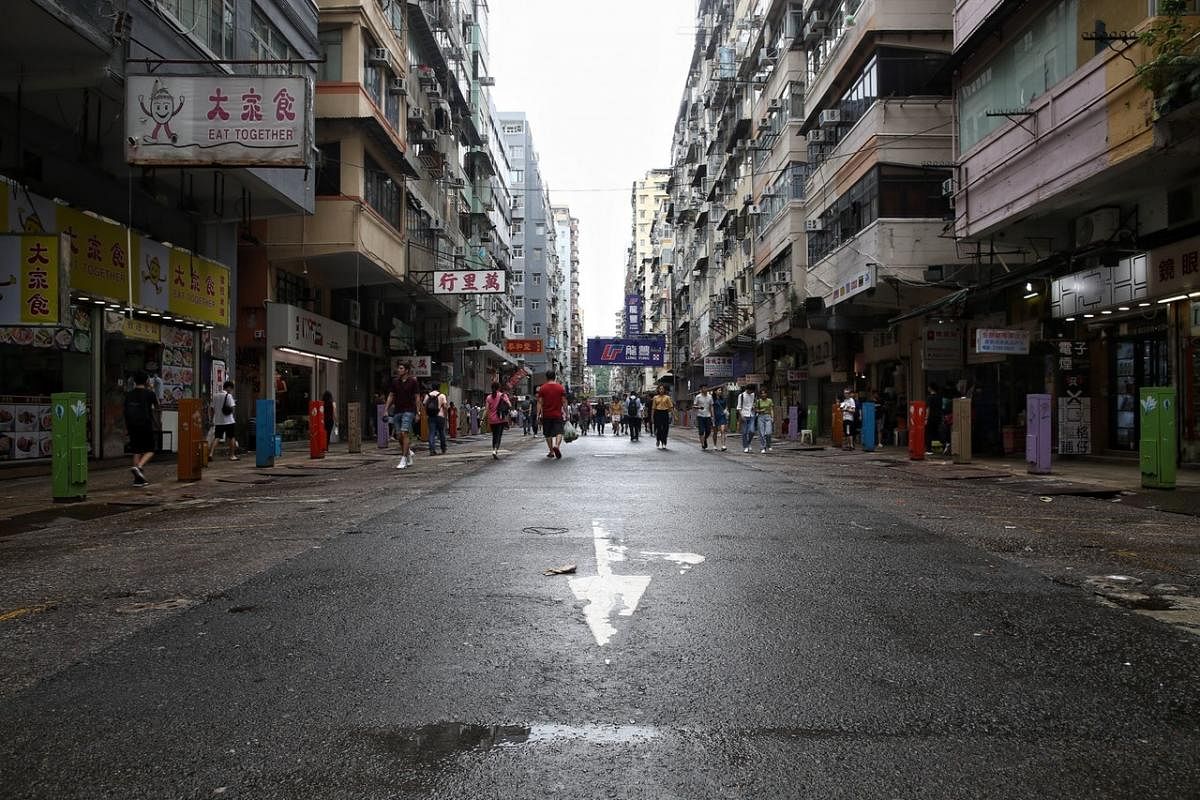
[484,381,511,459]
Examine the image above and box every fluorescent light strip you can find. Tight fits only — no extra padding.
[278,346,344,363]
[1157,294,1189,304]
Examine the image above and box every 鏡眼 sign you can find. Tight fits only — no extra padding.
[433,269,506,294]
[125,75,311,167]
[586,336,666,366]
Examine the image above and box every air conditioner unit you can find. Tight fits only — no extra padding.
[479,76,496,87]
[388,78,407,95]
[820,109,842,127]
[1075,208,1121,247]
[344,298,361,327]
[368,47,392,65]
[805,219,824,232]
[408,107,427,122]
[772,269,790,285]
[807,129,826,143]
[747,204,761,216]
[941,178,956,197]
[450,176,465,188]
[769,98,783,110]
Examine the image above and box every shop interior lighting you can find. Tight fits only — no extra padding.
[150,313,162,317]
[1083,313,1095,318]
[1101,310,1113,315]
[274,347,343,367]
[1023,281,1038,300]
[1138,302,1152,307]
[1065,317,1076,322]
[1117,306,1131,311]
[77,296,90,302]
[1158,294,1189,304]
[1190,291,1200,298]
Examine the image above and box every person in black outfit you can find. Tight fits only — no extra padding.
[925,384,942,454]
[322,389,336,450]
[124,371,159,486]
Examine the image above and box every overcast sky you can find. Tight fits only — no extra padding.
[488,0,697,340]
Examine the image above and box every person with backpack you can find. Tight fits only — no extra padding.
[624,391,642,442]
[425,385,448,455]
[124,371,159,486]
[214,380,239,461]
[485,381,512,459]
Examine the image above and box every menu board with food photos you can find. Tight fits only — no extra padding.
[158,325,195,409]
[0,396,53,461]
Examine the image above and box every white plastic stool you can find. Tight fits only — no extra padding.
[799,429,813,445]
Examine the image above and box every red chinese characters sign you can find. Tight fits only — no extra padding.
[433,269,507,295]
[0,235,61,325]
[504,338,544,354]
[1149,235,1200,299]
[125,75,311,167]
[168,250,230,327]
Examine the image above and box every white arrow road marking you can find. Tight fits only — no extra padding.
[569,521,704,646]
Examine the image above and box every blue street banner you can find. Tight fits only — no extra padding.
[587,336,666,366]
[624,293,643,336]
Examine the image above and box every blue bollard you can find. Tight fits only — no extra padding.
[862,401,876,452]
[256,399,276,468]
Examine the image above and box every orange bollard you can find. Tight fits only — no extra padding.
[832,405,843,448]
[909,401,927,460]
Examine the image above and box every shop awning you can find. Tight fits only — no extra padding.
[887,288,970,325]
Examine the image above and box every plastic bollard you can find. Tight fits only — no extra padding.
[908,401,927,461]
[309,400,325,459]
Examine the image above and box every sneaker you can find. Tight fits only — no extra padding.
[229,455,239,461]
[396,457,408,469]
[546,452,555,458]
[721,446,727,451]
[492,450,498,459]
[760,448,766,454]
[133,476,150,486]
[743,447,750,453]
[131,466,144,482]
[767,447,773,453]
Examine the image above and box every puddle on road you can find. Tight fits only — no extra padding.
[369,723,660,764]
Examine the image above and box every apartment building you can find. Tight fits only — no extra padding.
[950,0,1200,463]
[0,0,317,463]
[552,206,581,388]
[626,170,671,391]
[500,113,562,381]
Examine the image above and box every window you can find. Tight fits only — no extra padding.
[510,170,525,185]
[532,323,542,335]
[513,245,524,258]
[276,269,313,308]
[363,34,383,106]
[532,273,542,286]
[364,153,401,231]
[531,299,540,310]
[158,0,235,59]
[502,123,524,134]
[513,320,524,334]
[534,223,545,235]
[251,8,299,75]
[315,142,341,196]
[958,0,1079,152]
[514,271,524,285]
[318,28,342,81]
[511,145,525,160]
[512,221,523,236]
[514,296,524,308]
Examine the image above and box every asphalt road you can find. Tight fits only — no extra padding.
[2,432,1199,798]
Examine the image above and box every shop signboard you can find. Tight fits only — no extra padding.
[125,75,311,167]
[1148,236,1200,299]
[741,373,768,386]
[625,293,643,335]
[168,250,230,327]
[433,269,505,294]
[703,356,733,377]
[505,338,544,354]
[787,369,808,384]
[1051,254,1148,317]
[0,235,62,326]
[923,321,963,370]
[57,207,132,303]
[350,328,384,357]
[103,311,161,343]
[975,328,1030,355]
[586,336,666,366]
[267,303,348,362]
[411,355,432,377]
[824,262,877,307]
[5,183,56,235]
[505,366,530,391]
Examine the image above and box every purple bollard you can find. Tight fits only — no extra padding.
[1026,393,1052,474]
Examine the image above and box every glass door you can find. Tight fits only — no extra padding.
[1111,335,1170,451]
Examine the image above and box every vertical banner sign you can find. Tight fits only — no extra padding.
[1056,339,1091,455]
[0,235,61,325]
[625,293,643,336]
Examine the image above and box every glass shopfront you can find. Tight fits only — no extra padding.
[1112,334,1170,451]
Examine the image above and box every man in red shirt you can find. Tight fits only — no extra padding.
[536,369,567,459]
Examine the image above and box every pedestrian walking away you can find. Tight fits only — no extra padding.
[214,380,239,461]
[448,402,459,441]
[652,384,674,449]
[737,385,757,453]
[322,389,336,451]
[625,392,642,442]
[426,386,448,455]
[756,392,774,453]
[610,398,623,436]
[385,362,420,470]
[693,385,713,449]
[124,371,159,485]
[594,402,607,435]
[578,399,591,435]
[485,382,512,458]
[536,369,567,459]
[840,387,858,451]
[712,386,729,451]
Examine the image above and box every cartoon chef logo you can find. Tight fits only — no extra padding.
[137,80,185,143]
[142,254,165,295]
[0,273,14,302]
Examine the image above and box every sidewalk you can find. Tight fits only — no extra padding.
[770,437,1200,517]
[0,432,535,537]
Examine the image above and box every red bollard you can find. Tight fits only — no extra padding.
[908,401,927,461]
[309,400,325,459]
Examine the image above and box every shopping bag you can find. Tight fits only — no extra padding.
[562,421,579,443]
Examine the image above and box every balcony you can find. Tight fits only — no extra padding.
[263,196,406,286]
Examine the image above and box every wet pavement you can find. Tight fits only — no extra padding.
[1,431,1199,797]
